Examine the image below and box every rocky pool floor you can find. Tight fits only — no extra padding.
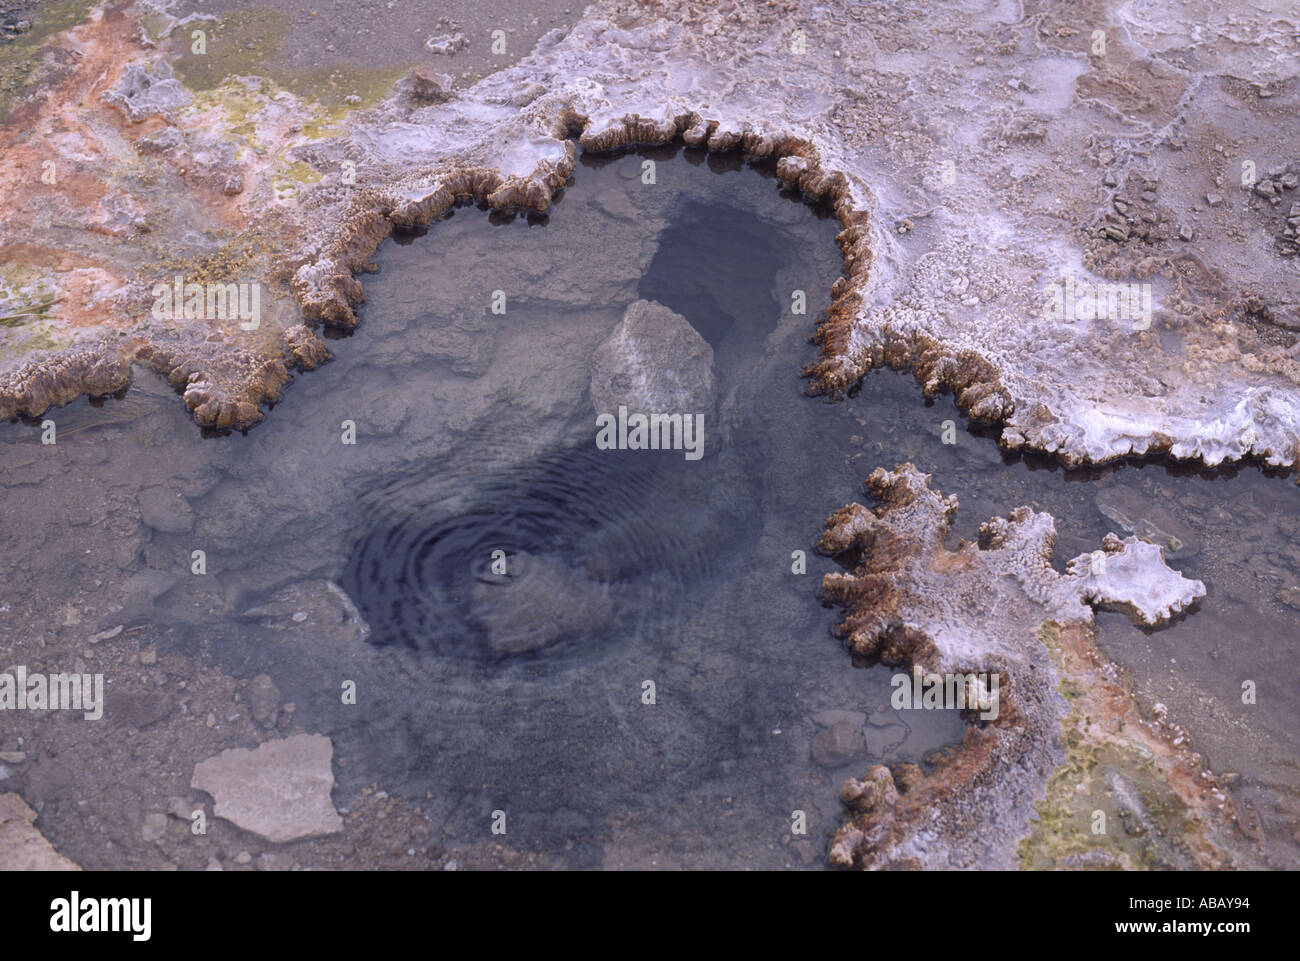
[1,149,1297,869]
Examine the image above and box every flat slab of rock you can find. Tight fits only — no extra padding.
[191,734,343,843]
[0,793,80,870]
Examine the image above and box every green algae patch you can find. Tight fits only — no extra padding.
[172,8,410,111]
[1017,622,1216,870]
[0,318,71,363]
[187,77,280,151]
[1019,738,1159,871]
[272,159,322,199]
[171,10,290,93]
[287,61,413,113]
[138,10,178,46]
[0,267,58,327]
[0,0,96,121]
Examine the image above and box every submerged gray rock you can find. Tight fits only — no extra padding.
[1093,484,1199,559]
[811,719,864,768]
[137,485,194,534]
[471,550,617,655]
[589,299,717,421]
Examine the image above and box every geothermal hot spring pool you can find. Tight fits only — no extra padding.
[2,146,1299,869]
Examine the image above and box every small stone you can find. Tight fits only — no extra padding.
[811,720,864,768]
[408,67,453,102]
[107,690,172,730]
[101,61,192,122]
[247,674,281,728]
[141,812,168,843]
[1277,587,1300,610]
[122,570,176,604]
[591,186,637,221]
[167,796,195,820]
[89,625,123,644]
[0,752,25,764]
[1179,225,1194,241]
[424,32,468,55]
[136,126,183,154]
[222,175,243,195]
[1205,193,1223,207]
[589,299,717,428]
[235,851,252,865]
[139,646,157,665]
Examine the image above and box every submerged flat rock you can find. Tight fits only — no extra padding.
[1093,485,1199,559]
[191,734,343,844]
